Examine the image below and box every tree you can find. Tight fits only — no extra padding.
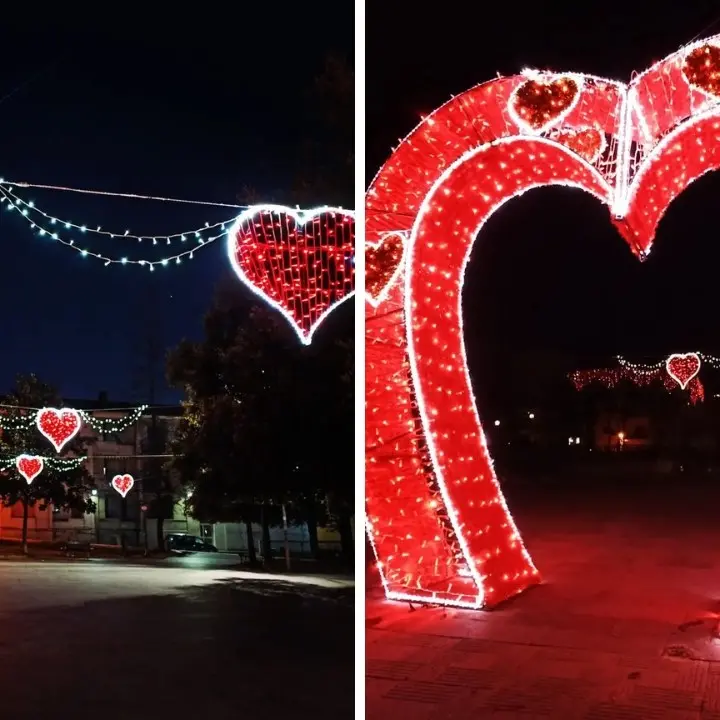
[167,280,354,564]
[292,53,353,207]
[0,374,95,553]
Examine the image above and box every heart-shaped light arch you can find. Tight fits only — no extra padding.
[365,35,720,609]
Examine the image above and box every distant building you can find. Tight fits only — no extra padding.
[0,393,343,554]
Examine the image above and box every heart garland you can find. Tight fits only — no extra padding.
[16,455,43,484]
[36,408,82,453]
[112,474,134,498]
[366,233,406,306]
[666,352,701,389]
[227,205,355,345]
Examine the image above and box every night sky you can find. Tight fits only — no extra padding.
[0,9,351,404]
[367,1,720,416]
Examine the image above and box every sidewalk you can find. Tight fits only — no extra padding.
[366,511,720,719]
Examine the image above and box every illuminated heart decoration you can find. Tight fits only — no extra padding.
[16,455,43,484]
[112,474,134,498]
[552,127,606,164]
[682,44,720,99]
[227,205,355,345]
[36,408,81,453]
[509,73,582,134]
[666,353,701,389]
[366,233,406,306]
[364,36,720,610]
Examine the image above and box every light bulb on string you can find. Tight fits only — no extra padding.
[0,189,220,270]
[0,184,234,244]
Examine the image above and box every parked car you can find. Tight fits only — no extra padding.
[165,533,218,553]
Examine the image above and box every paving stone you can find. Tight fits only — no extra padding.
[627,685,701,711]
[584,702,698,719]
[366,659,423,681]
[366,491,720,719]
[674,660,709,694]
[383,680,467,704]
[434,665,501,689]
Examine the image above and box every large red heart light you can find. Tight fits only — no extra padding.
[36,408,81,453]
[666,353,701,389]
[365,37,720,610]
[111,474,134,498]
[227,205,355,345]
[16,455,43,484]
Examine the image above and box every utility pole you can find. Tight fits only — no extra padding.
[131,280,164,553]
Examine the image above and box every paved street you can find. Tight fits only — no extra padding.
[367,475,720,719]
[0,562,353,718]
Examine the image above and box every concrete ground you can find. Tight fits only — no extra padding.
[0,562,353,718]
[366,474,720,719]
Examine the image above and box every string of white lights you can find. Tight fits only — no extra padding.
[617,353,720,371]
[1,183,236,244]
[0,187,222,269]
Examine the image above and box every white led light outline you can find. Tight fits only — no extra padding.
[627,87,654,149]
[111,474,135,498]
[35,407,82,453]
[631,33,720,87]
[507,71,586,136]
[364,231,409,307]
[16,454,44,484]
[404,137,612,608]
[665,352,701,390]
[364,515,391,597]
[226,204,356,346]
[613,105,720,218]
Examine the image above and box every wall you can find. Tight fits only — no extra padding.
[213,521,343,556]
[0,501,53,542]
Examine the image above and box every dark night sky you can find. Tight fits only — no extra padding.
[367,1,720,415]
[0,8,351,404]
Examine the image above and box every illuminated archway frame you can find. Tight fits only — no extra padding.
[365,37,720,609]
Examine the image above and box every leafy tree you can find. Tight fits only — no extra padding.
[167,281,353,564]
[0,374,95,553]
[292,53,353,207]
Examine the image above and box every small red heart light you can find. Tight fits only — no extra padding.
[683,44,720,98]
[553,127,605,164]
[510,74,581,133]
[36,408,82,453]
[366,233,406,306]
[228,206,355,345]
[112,474,134,498]
[666,353,701,389]
[16,455,43,484]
